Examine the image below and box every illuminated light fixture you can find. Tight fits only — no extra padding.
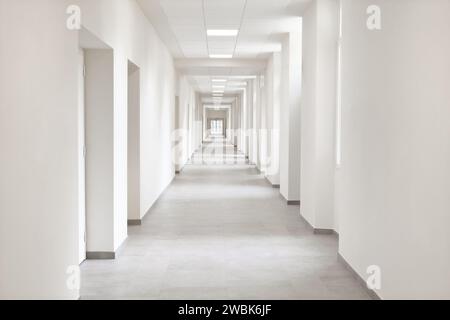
[212,86,225,89]
[213,90,224,93]
[207,29,239,37]
[209,54,233,59]
[212,79,227,83]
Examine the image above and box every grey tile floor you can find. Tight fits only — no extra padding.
[80,137,371,300]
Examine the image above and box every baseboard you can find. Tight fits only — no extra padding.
[264,176,280,189]
[175,163,186,174]
[287,200,301,206]
[85,230,130,261]
[337,253,382,300]
[127,219,142,226]
[313,228,334,235]
[86,252,115,260]
[299,213,338,238]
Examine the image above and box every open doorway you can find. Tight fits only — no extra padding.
[127,61,141,226]
[78,28,115,261]
[210,119,224,136]
[77,48,86,264]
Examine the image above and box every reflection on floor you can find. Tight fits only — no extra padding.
[190,136,248,165]
[81,138,371,300]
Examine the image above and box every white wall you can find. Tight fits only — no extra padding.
[245,84,253,159]
[250,78,261,166]
[337,0,450,299]
[239,90,248,155]
[300,0,339,230]
[253,77,263,169]
[84,49,115,253]
[258,75,267,172]
[0,0,181,299]
[76,0,180,243]
[279,19,303,202]
[234,96,243,149]
[265,53,282,185]
[128,63,140,221]
[0,0,79,299]
[194,93,203,147]
[77,49,87,264]
[177,75,197,170]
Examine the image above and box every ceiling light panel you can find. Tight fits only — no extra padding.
[209,54,233,59]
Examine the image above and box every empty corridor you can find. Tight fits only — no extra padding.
[81,138,371,300]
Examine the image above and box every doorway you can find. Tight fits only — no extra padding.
[77,48,86,264]
[210,119,224,136]
[79,28,115,260]
[127,61,141,226]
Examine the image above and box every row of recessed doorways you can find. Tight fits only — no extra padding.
[77,28,140,263]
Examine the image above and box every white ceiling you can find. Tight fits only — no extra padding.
[137,0,311,98]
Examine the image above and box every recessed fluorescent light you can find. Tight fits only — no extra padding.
[207,29,239,37]
[210,54,233,59]
[212,86,225,89]
[212,79,227,83]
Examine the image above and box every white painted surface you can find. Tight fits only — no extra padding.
[128,63,141,221]
[279,19,303,202]
[337,0,450,299]
[264,53,282,185]
[84,49,115,253]
[78,50,87,264]
[0,1,79,299]
[177,75,198,169]
[300,0,339,230]
[0,0,181,299]
[76,0,179,240]
[137,0,310,59]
